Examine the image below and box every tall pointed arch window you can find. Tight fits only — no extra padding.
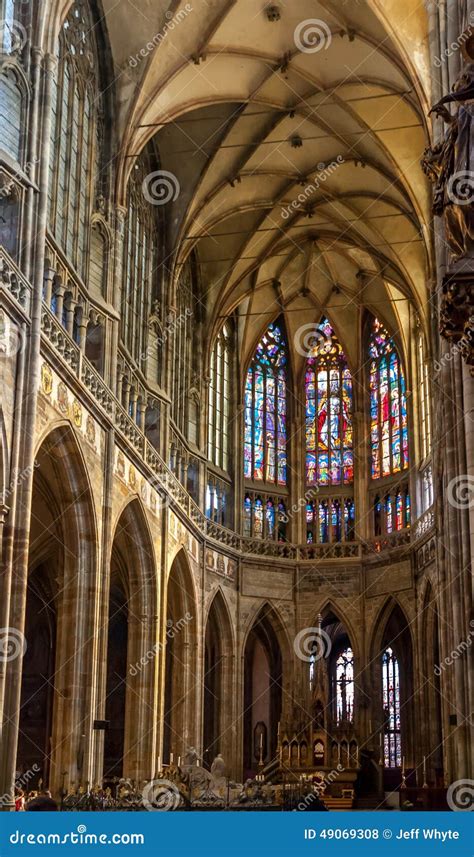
[48,0,105,277]
[382,647,401,767]
[122,146,160,367]
[369,318,408,479]
[244,321,287,485]
[305,318,353,485]
[208,322,231,471]
[335,647,354,724]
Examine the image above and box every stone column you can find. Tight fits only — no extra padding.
[0,52,57,808]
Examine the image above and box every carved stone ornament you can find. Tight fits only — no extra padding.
[421,57,474,369]
[421,61,474,262]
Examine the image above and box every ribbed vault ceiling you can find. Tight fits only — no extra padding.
[98,0,433,365]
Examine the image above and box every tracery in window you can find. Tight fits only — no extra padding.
[305,317,353,485]
[208,322,231,471]
[48,0,104,277]
[122,146,160,368]
[335,648,354,724]
[369,318,408,479]
[306,498,355,544]
[382,647,401,767]
[244,321,287,485]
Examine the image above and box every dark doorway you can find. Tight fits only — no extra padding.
[18,568,56,788]
[243,608,282,779]
[103,584,128,779]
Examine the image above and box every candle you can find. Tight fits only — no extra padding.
[170,752,174,764]
[177,756,181,767]
[157,756,161,772]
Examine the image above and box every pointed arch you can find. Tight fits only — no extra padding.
[367,315,409,479]
[23,423,97,794]
[243,601,289,778]
[243,318,288,485]
[163,547,199,764]
[203,588,235,768]
[369,598,414,774]
[315,599,361,664]
[105,496,159,783]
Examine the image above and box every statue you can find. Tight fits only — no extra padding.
[421,63,474,262]
[182,746,198,769]
[421,60,474,370]
[210,753,226,782]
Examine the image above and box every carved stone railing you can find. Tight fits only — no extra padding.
[205,518,241,549]
[81,358,114,416]
[240,537,298,559]
[0,248,32,314]
[115,401,145,456]
[362,528,411,556]
[41,305,81,373]
[412,505,435,541]
[299,541,361,561]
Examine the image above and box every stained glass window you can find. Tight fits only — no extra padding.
[369,318,408,479]
[208,322,231,470]
[335,648,354,723]
[305,318,353,485]
[385,494,393,533]
[244,322,287,484]
[382,647,401,767]
[243,494,252,537]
